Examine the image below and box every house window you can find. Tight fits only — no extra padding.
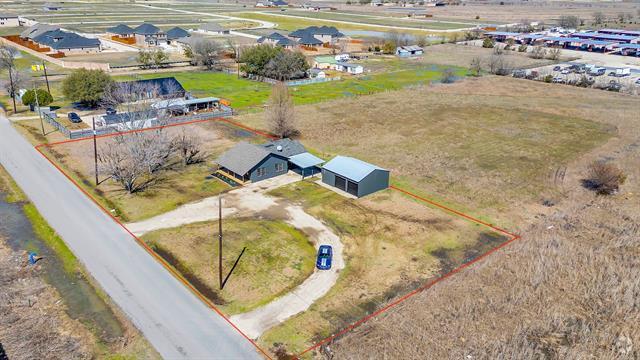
[256,167,267,177]
[275,163,285,172]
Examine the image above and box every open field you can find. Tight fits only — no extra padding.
[246,9,474,30]
[257,180,508,355]
[236,75,630,227]
[142,219,316,315]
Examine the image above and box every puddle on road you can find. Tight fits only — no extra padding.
[0,193,124,343]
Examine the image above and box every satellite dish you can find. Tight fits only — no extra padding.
[276,145,283,151]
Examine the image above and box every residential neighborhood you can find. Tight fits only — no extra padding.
[0,1,638,360]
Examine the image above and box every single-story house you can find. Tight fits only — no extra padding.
[115,77,186,101]
[396,45,423,57]
[166,27,190,45]
[216,138,323,183]
[216,142,290,183]
[309,68,326,79]
[335,62,363,74]
[198,22,230,35]
[0,13,20,27]
[321,156,389,197]
[133,23,167,46]
[257,32,297,48]
[31,29,102,54]
[289,26,344,45]
[313,55,338,69]
[106,24,135,38]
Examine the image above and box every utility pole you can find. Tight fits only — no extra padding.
[92,117,98,186]
[218,194,223,289]
[33,81,45,136]
[42,61,50,93]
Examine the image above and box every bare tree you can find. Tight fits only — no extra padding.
[266,82,298,138]
[0,46,24,113]
[546,47,562,60]
[592,11,605,25]
[172,128,204,165]
[487,54,512,75]
[529,46,547,59]
[192,39,222,70]
[470,56,482,76]
[98,130,173,193]
[440,68,456,84]
[558,15,580,29]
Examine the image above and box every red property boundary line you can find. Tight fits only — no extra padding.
[34,117,521,359]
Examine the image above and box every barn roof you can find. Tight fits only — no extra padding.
[322,156,387,182]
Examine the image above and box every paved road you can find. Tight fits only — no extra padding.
[0,115,263,359]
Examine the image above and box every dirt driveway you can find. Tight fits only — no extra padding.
[126,172,345,338]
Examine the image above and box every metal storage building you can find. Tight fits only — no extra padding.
[321,156,389,197]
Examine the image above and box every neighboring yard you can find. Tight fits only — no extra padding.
[141,219,316,315]
[257,180,508,354]
[28,121,266,222]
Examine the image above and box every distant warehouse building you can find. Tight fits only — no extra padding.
[0,13,20,27]
[321,156,389,198]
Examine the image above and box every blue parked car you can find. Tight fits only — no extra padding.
[316,245,333,270]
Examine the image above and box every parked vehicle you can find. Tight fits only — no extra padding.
[615,68,631,77]
[635,78,640,85]
[316,245,333,270]
[67,112,82,123]
[561,69,571,75]
[553,65,562,72]
[552,77,565,83]
[512,69,526,78]
[588,67,606,76]
[608,80,622,92]
[105,107,117,115]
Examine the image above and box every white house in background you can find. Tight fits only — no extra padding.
[396,45,424,57]
[336,62,363,75]
[0,13,20,27]
[335,53,350,62]
[309,68,326,79]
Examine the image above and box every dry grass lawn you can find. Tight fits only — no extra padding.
[39,120,266,222]
[259,181,508,355]
[141,219,316,315]
[237,76,626,226]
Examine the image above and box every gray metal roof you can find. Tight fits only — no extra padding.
[261,138,306,158]
[322,156,388,182]
[297,33,323,45]
[21,24,60,39]
[134,23,162,35]
[166,27,189,40]
[289,152,324,168]
[33,29,100,50]
[107,24,134,35]
[216,142,273,176]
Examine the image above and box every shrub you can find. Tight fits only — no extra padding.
[543,74,553,83]
[22,89,53,108]
[585,161,626,195]
[62,69,113,108]
[518,44,528,52]
[482,37,495,48]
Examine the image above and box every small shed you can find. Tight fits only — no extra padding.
[313,56,337,69]
[321,156,389,197]
[336,62,363,74]
[309,68,326,79]
[396,45,423,57]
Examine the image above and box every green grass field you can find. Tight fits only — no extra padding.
[129,64,464,111]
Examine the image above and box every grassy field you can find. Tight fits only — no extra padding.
[257,180,508,355]
[142,219,316,315]
[231,12,435,36]
[256,9,473,30]
[236,75,620,226]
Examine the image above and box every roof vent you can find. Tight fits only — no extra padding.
[276,145,283,151]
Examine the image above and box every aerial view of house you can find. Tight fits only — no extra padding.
[0,1,638,359]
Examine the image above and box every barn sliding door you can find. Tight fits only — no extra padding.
[347,181,358,196]
[334,176,346,191]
